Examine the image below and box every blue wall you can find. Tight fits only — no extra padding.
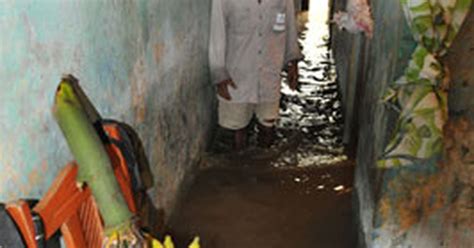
[0,0,213,214]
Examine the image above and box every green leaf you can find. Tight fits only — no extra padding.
[413,15,434,34]
[409,2,432,13]
[455,0,472,10]
[413,47,428,68]
[417,125,432,138]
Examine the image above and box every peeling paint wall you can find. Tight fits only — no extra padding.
[332,0,473,247]
[0,0,213,217]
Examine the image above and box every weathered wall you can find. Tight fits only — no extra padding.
[332,0,473,247]
[0,0,214,217]
[333,0,415,246]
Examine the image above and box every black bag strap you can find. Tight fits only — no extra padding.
[0,203,26,247]
[31,212,46,248]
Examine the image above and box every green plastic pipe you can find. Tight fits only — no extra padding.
[52,76,132,232]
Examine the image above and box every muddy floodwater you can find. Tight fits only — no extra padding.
[258,4,345,168]
[166,4,356,248]
[279,9,342,150]
[167,162,356,248]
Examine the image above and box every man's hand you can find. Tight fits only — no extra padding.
[217,79,237,100]
[287,62,299,91]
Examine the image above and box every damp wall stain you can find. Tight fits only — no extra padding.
[332,0,414,246]
[0,0,214,217]
[332,0,474,247]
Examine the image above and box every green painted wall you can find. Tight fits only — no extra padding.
[0,0,214,217]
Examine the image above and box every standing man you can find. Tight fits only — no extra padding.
[209,0,302,151]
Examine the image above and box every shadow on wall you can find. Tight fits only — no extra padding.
[108,120,166,235]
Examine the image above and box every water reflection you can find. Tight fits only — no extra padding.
[275,0,345,168]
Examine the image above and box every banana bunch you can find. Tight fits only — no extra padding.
[102,229,200,248]
[148,235,200,248]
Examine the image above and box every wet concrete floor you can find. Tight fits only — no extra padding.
[167,160,356,248]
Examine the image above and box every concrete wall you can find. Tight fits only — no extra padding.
[0,0,214,218]
[332,0,473,247]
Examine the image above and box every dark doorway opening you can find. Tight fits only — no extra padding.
[302,0,310,11]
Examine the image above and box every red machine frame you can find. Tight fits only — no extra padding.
[6,122,138,248]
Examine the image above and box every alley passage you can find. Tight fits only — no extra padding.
[274,0,345,168]
[167,2,356,247]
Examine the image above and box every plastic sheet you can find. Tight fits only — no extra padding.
[333,0,374,38]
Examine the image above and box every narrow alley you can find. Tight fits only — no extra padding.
[167,2,357,247]
[1,0,473,247]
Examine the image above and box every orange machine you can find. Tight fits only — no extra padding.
[5,121,139,248]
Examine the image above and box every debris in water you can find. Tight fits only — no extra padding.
[283,157,293,164]
[333,185,345,191]
[321,173,331,179]
[297,154,348,168]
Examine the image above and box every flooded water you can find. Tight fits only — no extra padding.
[274,1,346,168]
[168,4,357,246]
[168,161,356,248]
[209,1,346,168]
